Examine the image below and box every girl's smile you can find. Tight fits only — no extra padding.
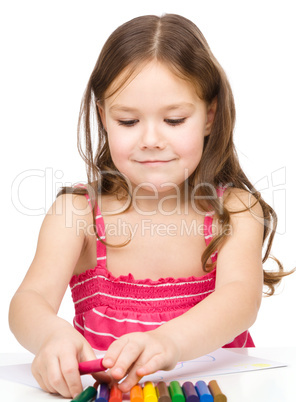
[98,60,216,193]
[135,158,177,166]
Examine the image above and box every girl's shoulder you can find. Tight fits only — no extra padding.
[40,192,96,257]
[18,192,97,307]
[45,192,99,276]
[222,186,264,219]
[53,191,94,229]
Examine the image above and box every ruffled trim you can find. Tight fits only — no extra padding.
[70,264,216,289]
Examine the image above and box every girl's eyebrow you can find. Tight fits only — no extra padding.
[109,105,138,112]
[163,102,195,111]
[109,102,195,112]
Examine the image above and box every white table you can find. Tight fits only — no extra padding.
[0,348,295,401]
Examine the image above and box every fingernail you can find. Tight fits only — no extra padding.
[113,367,123,377]
[104,358,113,366]
[119,382,130,393]
[137,367,145,375]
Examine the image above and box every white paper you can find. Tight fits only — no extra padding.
[0,363,95,389]
[138,348,287,383]
[0,348,286,389]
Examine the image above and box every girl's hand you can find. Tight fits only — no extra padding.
[102,329,181,392]
[31,327,112,398]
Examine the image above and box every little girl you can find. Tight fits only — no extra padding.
[9,13,290,399]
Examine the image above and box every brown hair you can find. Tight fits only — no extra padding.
[58,14,293,295]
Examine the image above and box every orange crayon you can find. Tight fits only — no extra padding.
[130,384,144,402]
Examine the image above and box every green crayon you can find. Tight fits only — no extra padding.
[71,386,97,402]
[168,381,185,402]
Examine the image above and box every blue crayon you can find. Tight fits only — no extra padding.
[96,383,110,402]
[195,381,213,402]
[182,382,199,402]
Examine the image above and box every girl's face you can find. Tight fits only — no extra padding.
[99,60,216,194]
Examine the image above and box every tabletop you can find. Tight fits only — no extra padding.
[0,348,295,401]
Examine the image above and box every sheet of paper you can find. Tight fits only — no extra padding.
[0,348,286,390]
[0,363,95,389]
[138,348,287,383]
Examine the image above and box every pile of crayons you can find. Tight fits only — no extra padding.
[71,380,227,402]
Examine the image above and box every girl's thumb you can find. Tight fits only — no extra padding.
[80,343,113,385]
[80,342,97,362]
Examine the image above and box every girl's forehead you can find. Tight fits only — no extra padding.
[104,59,202,105]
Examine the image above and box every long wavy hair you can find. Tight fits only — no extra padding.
[58,13,292,295]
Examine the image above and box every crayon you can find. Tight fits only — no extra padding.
[156,381,172,402]
[109,384,123,402]
[71,386,97,402]
[93,381,100,390]
[143,381,158,402]
[130,384,144,402]
[195,381,213,402]
[182,382,199,402]
[96,383,110,402]
[208,380,227,402]
[168,381,185,402]
[79,358,105,375]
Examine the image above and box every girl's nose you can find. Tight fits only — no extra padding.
[139,124,166,150]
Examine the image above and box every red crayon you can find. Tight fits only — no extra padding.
[109,384,123,402]
[79,358,106,375]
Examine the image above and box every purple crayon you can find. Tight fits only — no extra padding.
[182,382,199,402]
[96,383,110,402]
[195,381,213,402]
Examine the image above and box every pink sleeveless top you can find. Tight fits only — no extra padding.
[70,187,254,352]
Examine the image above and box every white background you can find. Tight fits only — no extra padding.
[1,0,295,353]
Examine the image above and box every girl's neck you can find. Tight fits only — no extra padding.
[128,184,188,216]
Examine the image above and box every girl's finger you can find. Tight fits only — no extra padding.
[60,355,84,398]
[32,357,57,394]
[32,369,56,394]
[117,369,143,393]
[46,356,72,397]
[118,347,175,392]
[81,342,99,362]
[117,351,159,392]
[92,370,114,385]
[136,353,167,377]
[108,339,145,380]
[103,336,129,369]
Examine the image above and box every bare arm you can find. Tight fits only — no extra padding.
[9,194,108,397]
[156,190,264,358]
[103,190,264,391]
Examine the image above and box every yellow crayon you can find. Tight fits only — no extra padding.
[143,381,157,402]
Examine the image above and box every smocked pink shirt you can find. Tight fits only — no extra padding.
[70,187,254,352]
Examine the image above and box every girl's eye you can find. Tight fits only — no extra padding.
[165,118,186,126]
[118,120,139,127]
[117,118,186,127]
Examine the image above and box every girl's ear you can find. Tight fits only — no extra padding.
[96,101,107,130]
[205,97,217,136]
